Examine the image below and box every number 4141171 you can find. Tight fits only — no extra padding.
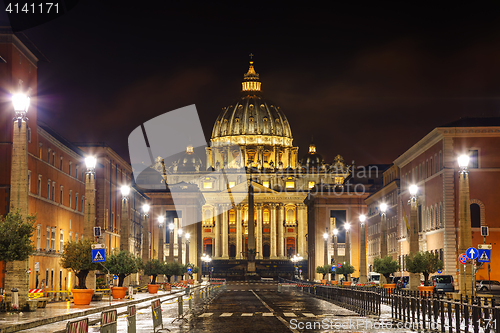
[5,3,59,14]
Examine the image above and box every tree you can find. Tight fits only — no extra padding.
[0,211,36,262]
[406,251,443,286]
[165,262,182,282]
[373,256,400,283]
[143,259,164,284]
[106,250,141,287]
[60,239,100,289]
[336,263,355,281]
[315,265,332,279]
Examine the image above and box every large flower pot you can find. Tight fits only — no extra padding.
[418,285,434,297]
[383,283,396,293]
[188,279,194,285]
[147,284,159,294]
[165,284,172,291]
[330,281,338,286]
[342,281,352,286]
[182,280,188,285]
[111,287,127,299]
[71,289,94,305]
[321,279,327,285]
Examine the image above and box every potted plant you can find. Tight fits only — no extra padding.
[373,256,400,292]
[315,265,332,284]
[60,239,100,305]
[0,211,36,311]
[336,263,355,286]
[406,251,443,295]
[106,250,141,299]
[143,259,164,294]
[164,262,181,291]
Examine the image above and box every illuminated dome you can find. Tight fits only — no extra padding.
[300,141,324,169]
[211,60,293,148]
[175,144,202,172]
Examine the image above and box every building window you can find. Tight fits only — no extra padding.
[471,203,481,228]
[203,182,213,189]
[75,165,79,180]
[51,227,56,251]
[39,144,43,159]
[469,149,479,168]
[285,181,295,189]
[69,231,72,242]
[75,193,78,211]
[81,195,84,212]
[60,157,63,171]
[69,162,72,176]
[426,160,429,178]
[75,232,78,241]
[52,152,55,166]
[36,225,41,251]
[228,181,235,188]
[47,149,51,163]
[52,182,55,201]
[38,175,42,195]
[28,127,31,143]
[47,179,51,200]
[60,229,64,253]
[334,176,343,184]
[308,181,315,189]
[430,158,433,176]
[263,209,270,224]
[69,190,72,208]
[27,170,31,193]
[263,181,269,188]
[439,151,443,170]
[60,186,63,205]
[46,227,50,251]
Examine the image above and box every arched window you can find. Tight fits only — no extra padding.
[263,209,270,224]
[430,207,434,230]
[204,209,213,225]
[471,203,481,228]
[286,208,295,223]
[434,204,439,230]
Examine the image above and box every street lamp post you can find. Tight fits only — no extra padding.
[408,184,420,291]
[292,254,303,280]
[84,156,97,239]
[140,204,150,286]
[359,215,367,283]
[178,229,183,264]
[157,216,164,263]
[201,253,212,278]
[458,155,473,296]
[169,223,175,263]
[120,185,131,252]
[6,92,30,309]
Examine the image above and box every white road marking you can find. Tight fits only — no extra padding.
[199,313,213,317]
[283,313,297,317]
[251,290,298,333]
[302,313,315,317]
[220,313,233,317]
[241,313,253,316]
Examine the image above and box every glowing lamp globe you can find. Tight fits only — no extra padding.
[142,204,150,214]
[458,155,470,168]
[120,185,130,197]
[380,203,388,213]
[409,185,418,196]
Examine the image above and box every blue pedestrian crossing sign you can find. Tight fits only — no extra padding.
[92,248,105,263]
[331,267,336,272]
[478,249,491,263]
[187,266,193,274]
[466,247,478,260]
[437,269,443,274]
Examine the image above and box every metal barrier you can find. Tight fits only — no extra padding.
[100,309,117,333]
[127,305,136,333]
[151,299,168,332]
[66,317,89,333]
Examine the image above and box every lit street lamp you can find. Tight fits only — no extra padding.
[201,253,212,278]
[408,184,419,290]
[359,214,367,283]
[458,155,473,296]
[291,254,303,279]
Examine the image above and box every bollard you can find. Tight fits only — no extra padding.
[185,286,190,296]
[177,296,183,318]
[128,286,133,300]
[11,288,19,310]
[278,283,282,293]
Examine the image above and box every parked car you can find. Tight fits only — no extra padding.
[368,272,380,283]
[431,275,454,293]
[477,280,500,293]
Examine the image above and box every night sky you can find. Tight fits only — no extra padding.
[3,1,500,166]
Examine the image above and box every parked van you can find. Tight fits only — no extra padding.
[368,272,380,283]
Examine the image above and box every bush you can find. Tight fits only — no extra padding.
[336,263,355,281]
[106,250,141,287]
[165,262,183,282]
[60,239,100,289]
[315,265,332,279]
[0,210,36,262]
[373,256,400,283]
[405,251,443,286]
[143,259,164,284]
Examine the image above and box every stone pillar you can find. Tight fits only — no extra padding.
[359,222,367,283]
[277,204,285,258]
[458,170,473,296]
[140,214,150,286]
[214,205,221,258]
[380,212,388,259]
[158,224,164,263]
[236,204,243,259]
[222,206,229,259]
[270,204,277,259]
[205,147,213,170]
[297,204,307,258]
[409,195,420,291]
[256,204,263,259]
[84,172,96,239]
[120,198,130,252]
[5,119,29,309]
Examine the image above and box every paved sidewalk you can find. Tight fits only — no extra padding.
[0,286,194,333]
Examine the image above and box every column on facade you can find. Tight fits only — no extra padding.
[256,203,263,259]
[270,204,278,259]
[205,147,213,170]
[214,205,221,258]
[284,147,291,168]
[297,203,307,258]
[277,204,285,258]
[222,205,229,258]
[120,197,130,252]
[241,146,246,167]
[236,204,243,259]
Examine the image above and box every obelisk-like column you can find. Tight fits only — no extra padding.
[270,204,277,259]
[256,204,263,259]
